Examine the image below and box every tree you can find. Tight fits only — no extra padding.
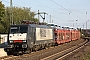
[0,23,5,33]
[1,6,39,33]
[5,7,39,24]
[0,1,5,20]
[0,1,6,33]
[0,4,39,33]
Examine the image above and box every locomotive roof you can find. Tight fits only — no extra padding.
[10,24,52,29]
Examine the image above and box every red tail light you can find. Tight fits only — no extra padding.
[14,40,22,43]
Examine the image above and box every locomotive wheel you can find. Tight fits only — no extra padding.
[24,50,31,54]
[45,43,49,49]
[33,45,39,51]
[26,50,31,54]
[14,53,19,56]
[55,43,58,46]
[52,42,55,47]
[49,43,52,47]
[13,51,20,56]
[30,48,33,52]
[42,44,45,49]
[39,44,42,50]
[7,52,12,55]
[35,45,39,51]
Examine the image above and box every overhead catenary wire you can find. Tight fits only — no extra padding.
[2,0,89,21]
[34,0,75,22]
[50,0,84,21]
[2,0,79,21]
[2,0,77,24]
[65,0,85,15]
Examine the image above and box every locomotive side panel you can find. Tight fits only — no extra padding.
[36,28,53,41]
[33,28,54,45]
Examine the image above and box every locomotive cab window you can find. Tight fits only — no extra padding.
[19,27,28,33]
[10,26,28,33]
[10,27,18,33]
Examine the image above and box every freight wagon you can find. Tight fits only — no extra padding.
[54,27,80,45]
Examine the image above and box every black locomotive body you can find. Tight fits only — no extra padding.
[4,24,54,55]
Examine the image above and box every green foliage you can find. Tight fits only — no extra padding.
[0,23,5,33]
[0,3,39,33]
[0,2,6,33]
[0,1,5,20]
[5,7,39,24]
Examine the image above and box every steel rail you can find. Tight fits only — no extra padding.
[41,40,89,60]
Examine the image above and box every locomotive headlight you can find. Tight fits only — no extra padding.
[22,44,27,48]
[23,40,26,42]
[10,40,13,43]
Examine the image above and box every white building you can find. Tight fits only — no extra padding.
[0,34,8,45]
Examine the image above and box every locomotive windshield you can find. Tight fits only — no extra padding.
[10,26,28,33]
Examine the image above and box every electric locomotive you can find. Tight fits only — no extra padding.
[4,24,54,55]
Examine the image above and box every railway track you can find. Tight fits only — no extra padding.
[41,39,89,60]
[0,39,87,60]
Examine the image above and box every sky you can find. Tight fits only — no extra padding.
[1,0,90,29]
